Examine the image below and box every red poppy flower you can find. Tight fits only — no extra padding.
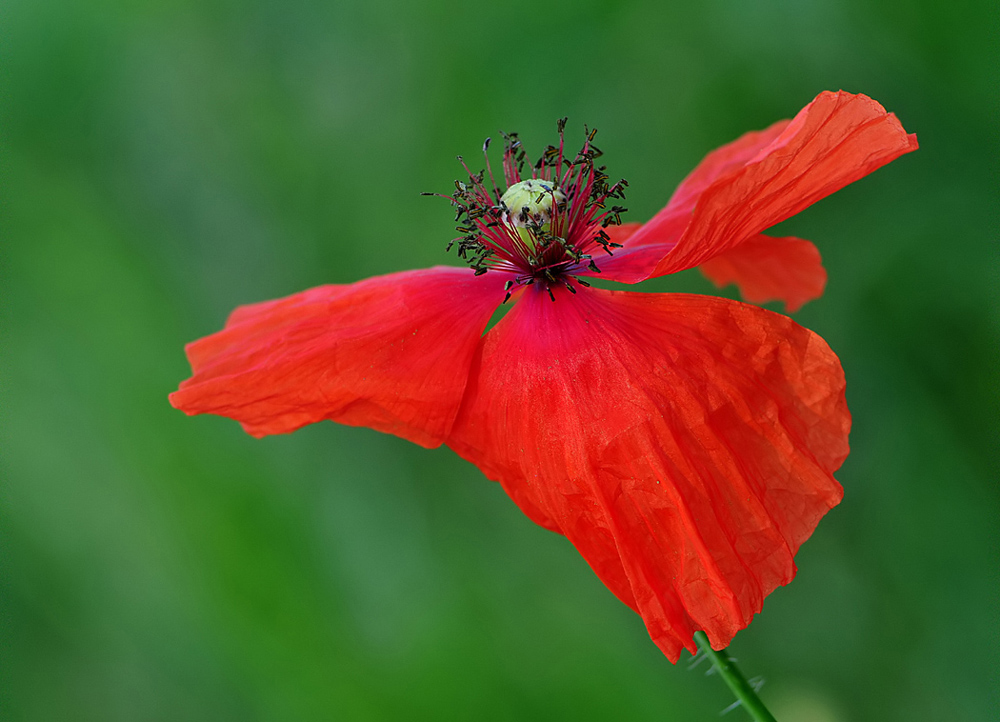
[171,91,916,662]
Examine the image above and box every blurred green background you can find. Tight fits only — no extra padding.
[4,0,997,719]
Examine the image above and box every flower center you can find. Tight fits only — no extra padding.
[437,120,628,301]
[500,179,566,250]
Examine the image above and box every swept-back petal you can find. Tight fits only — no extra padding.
[171,266,506,447]
[662,121,793,218]
[594,91,917,284]
[447,286,848,661]
[699,234,826,312]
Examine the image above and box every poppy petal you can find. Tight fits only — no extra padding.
[583,222,670,281]
[699,234,826,312]
[170,266,505,447]
[447,286,848,661]
[594,91,917,283]
[661,121,793,219]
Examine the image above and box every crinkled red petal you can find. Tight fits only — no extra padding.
[594,91,917,284]
[586,126,789,280]
[662,120,793,219]
[447,286,849,661]
[170,266,505,447]
[699,234,826,312]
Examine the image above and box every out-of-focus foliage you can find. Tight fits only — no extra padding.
[3,0,997,720]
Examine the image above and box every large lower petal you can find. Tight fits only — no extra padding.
[595,91,917,283]
[447,285,849,661]
[699,234,826,312]
[171,266,505,447]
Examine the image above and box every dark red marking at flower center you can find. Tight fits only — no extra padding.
[431,120,629,301]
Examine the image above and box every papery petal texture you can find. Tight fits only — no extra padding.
[699,234,826,312]
[447,286,849,661]
[596,91,918,284]
[171,267,505,447]
[661,121,793,218]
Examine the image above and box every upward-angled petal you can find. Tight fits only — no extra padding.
[171,266,505,447]
[447,286,848,661]
[595,91,917,284]
[662,121,793,218]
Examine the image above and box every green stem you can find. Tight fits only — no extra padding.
[693,631,777,721]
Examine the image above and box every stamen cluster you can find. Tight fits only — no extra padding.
[432,119,629,301]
